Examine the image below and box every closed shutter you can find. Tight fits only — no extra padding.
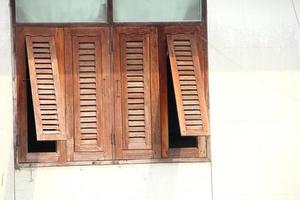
[67,28,112,161]
[73,36,102,152]
[114,27,160,159]
[167,33,209,136]
[26,36,66,141]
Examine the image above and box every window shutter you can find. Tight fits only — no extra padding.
[26,36,66,141]
[68,28,112,161]
[167,33,209,136]
[114,27,160,159]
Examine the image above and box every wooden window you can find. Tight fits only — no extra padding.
[161,25,209,159]
[15,0,209,165]
[16,25,209,164]
[16,27,66,163]
[113,27,160,160]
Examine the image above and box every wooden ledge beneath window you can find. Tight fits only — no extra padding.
[16,157,210,168]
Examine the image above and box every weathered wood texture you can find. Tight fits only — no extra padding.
[16,27,66,163]
[114,26,160,160]
[167,33,209,136]
[65,27,113,161]
[16,24,208,164]
[26,36,66,141]
[161,25,209,158]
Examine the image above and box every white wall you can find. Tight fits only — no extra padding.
[208,0,300,200]
[0,0,14,199]
[15,163,212,200]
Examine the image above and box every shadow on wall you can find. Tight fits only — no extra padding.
[0,134,15,200]
[3,158,14,200]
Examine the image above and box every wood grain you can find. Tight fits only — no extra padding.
[66,27,113,161]
[114,26,160,160]
[167,33,209,136]
[26,35,66,141]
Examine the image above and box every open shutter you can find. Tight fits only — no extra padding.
[26,36,66,141]
[67,28,112,161]
[114,27,160,159]
[167,33,209,136]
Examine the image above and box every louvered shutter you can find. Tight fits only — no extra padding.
[114,27,160,159]
[26,36,66,141]
[69,28,112,160]
[167,33,209,136]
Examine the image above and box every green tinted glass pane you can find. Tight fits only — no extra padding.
[16,0,107,23]
[113,0,201,22]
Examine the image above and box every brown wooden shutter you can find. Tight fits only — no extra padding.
[167,33,209,136]
[114,27,160,159]
[66,28,112,161]
[26,36,66,141]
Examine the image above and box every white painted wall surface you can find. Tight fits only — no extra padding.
[208,0,300,200]
[0,0,14,199]
[15,163,212,200]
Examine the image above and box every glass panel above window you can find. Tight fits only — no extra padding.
[16,0,107,23]
[113,0,201,22]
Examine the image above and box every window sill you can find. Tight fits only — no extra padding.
[16,157,210,169]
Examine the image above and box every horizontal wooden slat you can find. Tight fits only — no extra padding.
[41,115,58,120]
[79,105,97,111]
[34,53,51,58]
[79,43,95,49]
[80,134,97,140]
[173,40,190,45]
[79,61,95,66]
[32,48,50,53]
[126,42,143,48]
[80,128,97,134]
[80,55,95,60]
[32,43,50,48]
[125,48,143,53]
[80,140,97,145]
[174,51,192,56]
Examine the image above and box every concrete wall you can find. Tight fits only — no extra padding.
[208,0,300,200]
[0,0,14,199]
[1,0,300,200]
[15,163,212,200]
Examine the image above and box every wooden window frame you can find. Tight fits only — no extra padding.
[13,0,210,166]
[160,25,209,159]
[16,27,67,163]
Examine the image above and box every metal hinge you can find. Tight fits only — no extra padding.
[111,134,115,145]
[109,41,113,53]
[109,28,113,54]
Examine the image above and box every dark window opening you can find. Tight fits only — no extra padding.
[26,64,56,153]
[167,53,198,148]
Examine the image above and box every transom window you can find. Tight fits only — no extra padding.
[15,0,202,23]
